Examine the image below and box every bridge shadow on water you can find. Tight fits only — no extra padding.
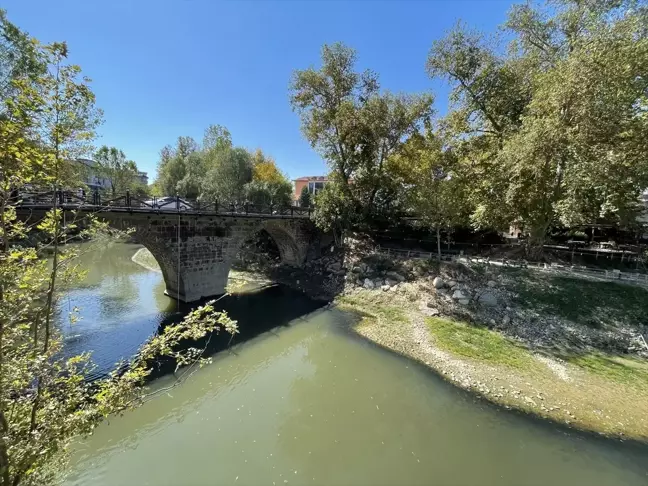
[146,284,326,380]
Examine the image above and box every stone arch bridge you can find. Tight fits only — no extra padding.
[16,193,323,302]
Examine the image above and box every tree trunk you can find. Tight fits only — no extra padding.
[436,227,441,261]
[525,221,550,260]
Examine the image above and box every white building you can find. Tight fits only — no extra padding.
[74,158,111,191]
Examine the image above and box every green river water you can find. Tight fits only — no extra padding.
[58,243,648,486]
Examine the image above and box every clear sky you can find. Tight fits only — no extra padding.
[4,0,515,181]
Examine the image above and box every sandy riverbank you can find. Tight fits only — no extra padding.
[131,247,161,273]
[337,286,648,442]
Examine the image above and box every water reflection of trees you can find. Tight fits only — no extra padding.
[72,241,149,287]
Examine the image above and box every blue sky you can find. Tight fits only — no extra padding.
[5,0,515,181]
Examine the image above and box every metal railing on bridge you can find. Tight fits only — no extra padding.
[14,190,314,218]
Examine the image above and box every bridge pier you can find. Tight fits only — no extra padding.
[144,238,236,302]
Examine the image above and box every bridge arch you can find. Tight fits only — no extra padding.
[124,214,317,302]
[258,220,310,267]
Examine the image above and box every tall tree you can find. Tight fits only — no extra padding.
[0,9,48,203]
[290,43,434,229]
[155,136,199,197]
[203,124,232,153]
[175,151,206,199]
[94,146,139,195]
[37,42,102,185]
[390,130,469,259]
[201,147,253,203]
[0,15,237,485]
[244,149,293,206]
[428,1,648,255]
[298,186,311,208]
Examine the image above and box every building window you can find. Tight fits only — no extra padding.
[308,181,325,193]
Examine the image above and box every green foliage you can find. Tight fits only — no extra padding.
[154,128,291,206]
[298,186,311,207]
[290,42,434,229]
[201,147,253,203]
[94,145,142,195]
[312,181,352,232]
[202,124,232,153]
[0,13,238,486]
[175,151,206,199]
[243,150,292,206]
[389,130,469,257]
[427,1,648,253]
[244,179,292,207]
[426,317,533,369]
[155,137,200,197]
[505,270,648,329]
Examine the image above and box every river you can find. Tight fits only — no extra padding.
[59,243,648,485]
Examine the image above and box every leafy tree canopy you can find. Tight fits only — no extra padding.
[427,0,648,251]
[290,42,434,229]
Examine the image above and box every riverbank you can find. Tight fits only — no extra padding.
[337,278,648,442]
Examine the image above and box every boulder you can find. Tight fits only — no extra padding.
[327,262,342,272]
[374,278,384,288]
[363,278,375,289]
[385,278,398,287]
[452,289,469,301]
[502,315,511,326]
[432,276,445,289]
[386,271,406,282]
[457,299,471,306]
[424,306,440,317]
[478,292,499,307]
[487,280,497,288]
[447,280,458,288]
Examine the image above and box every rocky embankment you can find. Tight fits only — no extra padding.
[339,253,648,359]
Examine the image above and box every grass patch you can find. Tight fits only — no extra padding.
[504,269,648,329]
[337,293,408,324]
[567,353,648,387]
[426,317,534,369]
